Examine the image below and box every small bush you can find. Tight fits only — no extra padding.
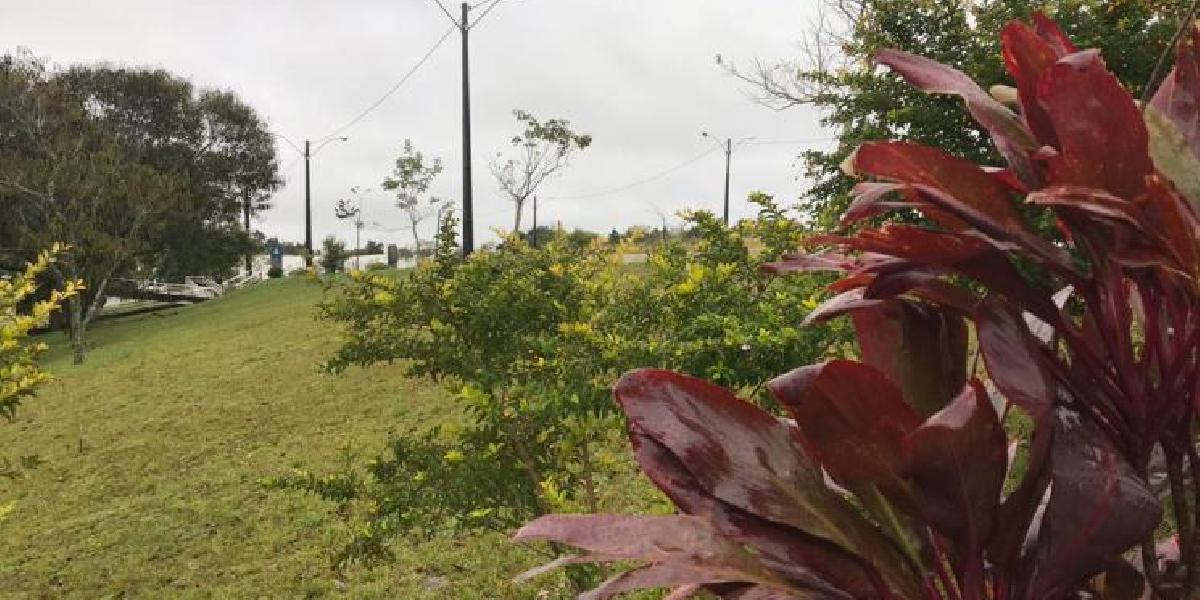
[266,265,283,279]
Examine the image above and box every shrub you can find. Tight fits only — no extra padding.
[288,203,845,571]
[319,236,348,274]
[266,265,283,279]
[1,245,79,419]
[517,14,1200,599]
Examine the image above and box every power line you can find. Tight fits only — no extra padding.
[469,0,505,29]
[314,25,456,144]
[544,147,721,201]
[280,155,304,176]
[743,137,836,146]
[430,0,461,26]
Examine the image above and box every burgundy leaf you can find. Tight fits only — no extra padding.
[873,49,1038,185]
[618,371,925,599]
[630,433,881,600]
[705,583,833,599]
[815,225,1060,324]
[803,289,885,326]
[850,299,968,417]
[1001,18,1072,147]
[903,380,1007,582]
[1027,409,1162,598]
[579,563,787,600]
[862,267,942,300]
[976,296,1055,419]
[1038,50,1152,200]
[1151,25,1200,146]
[1030,12,1078,56]
[628,434,883,597]
[515,514,754,565]
[616,369,824,531]
[852,141,1028,234]
[762,253,859,276]
[767,360,921,501]
[1149,24,1200,210]
[843,182,910,225]
[1026,185,1145,229]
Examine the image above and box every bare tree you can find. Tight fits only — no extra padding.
[381,139,443,251]
[717,0,865,110]
[491,110,591,234]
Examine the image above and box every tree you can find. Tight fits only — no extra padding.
[55,64,282,278]
[0,52,281,363]
[0,54,186,363]
[722,0,1191,229]
[334,186,367,269]
[1,246,79,419]
[490,110,591,233]
[381,139,443,251]
[320,237,349,274]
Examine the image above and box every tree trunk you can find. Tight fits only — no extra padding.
[513,198,525,235]
[409,217,421,257]
[68,277,109,365]
[68,295,86,365]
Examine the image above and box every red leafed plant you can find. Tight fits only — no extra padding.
[515,14,1200,600]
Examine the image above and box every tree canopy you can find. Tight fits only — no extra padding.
[0,51,281,362]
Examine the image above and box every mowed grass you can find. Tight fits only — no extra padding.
[0,277,562,599]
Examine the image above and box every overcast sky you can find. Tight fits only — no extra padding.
[2,1,832,247]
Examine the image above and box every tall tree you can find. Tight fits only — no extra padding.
[490,110,591,233]
[0,52,281,363]
[55,66,282,278]
[723,0,1190,229]
[381,139,443,251]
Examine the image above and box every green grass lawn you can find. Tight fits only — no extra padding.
[0,277,571,599]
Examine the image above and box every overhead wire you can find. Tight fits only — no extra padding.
[429,0,461,27]
[469,0,505,29]
[314,24,456,144]
[544,146,721,200]
[743,137,837,146]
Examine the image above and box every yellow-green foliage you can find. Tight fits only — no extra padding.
[0,244,79,418]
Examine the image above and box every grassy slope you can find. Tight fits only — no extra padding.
[0,277,557,599]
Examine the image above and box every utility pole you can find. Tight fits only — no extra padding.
[304,139,313,266]
[722,138,731,226]
[702,132,753,226]
[460,1,475,256]
[531,195,538,248]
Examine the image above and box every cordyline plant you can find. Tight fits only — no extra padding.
[514,14,1200,600]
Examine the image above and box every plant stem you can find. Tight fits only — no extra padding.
[1144,537,1167,598]
[1169,449,1196,596]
